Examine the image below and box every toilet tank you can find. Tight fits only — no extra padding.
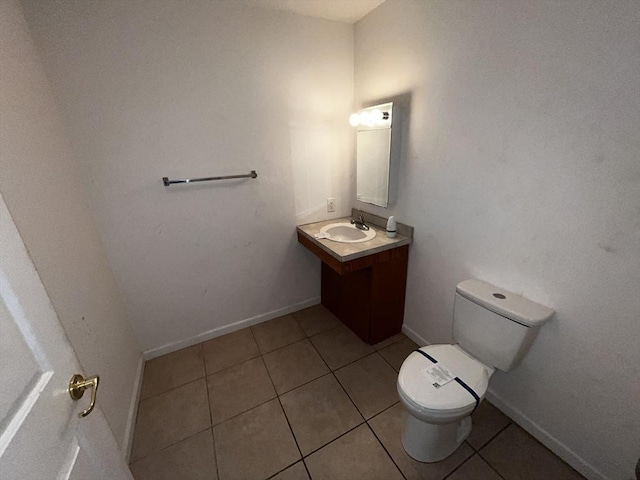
[453,279,554,372]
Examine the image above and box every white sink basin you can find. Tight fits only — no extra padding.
[319,222,377,243]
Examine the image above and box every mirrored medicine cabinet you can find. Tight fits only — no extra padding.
[351,102,395,208]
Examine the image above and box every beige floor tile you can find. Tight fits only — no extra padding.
[446,454,502,480]
[263,339,329,394]
[368,403,474,480]
[334,353,399,419]
[466,401,511,450]
[207,356,276,425]
[251,315,305,354]
[130,429,217,480]
[310,325,374,370]
[293,304,340,337]
[131,379,211,461]
[214,399,300,480]
[305,424,403,480]
[373,333,409,351]
[280,374,363,455]
[270,461,309,480]
[378,337,419,371]
[140,344,205,400]
[202,328,260,375]
[480,424,586,480]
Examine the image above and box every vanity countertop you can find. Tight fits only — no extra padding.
[296,216,412,264]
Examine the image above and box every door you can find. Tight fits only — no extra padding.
[0,194,133,480]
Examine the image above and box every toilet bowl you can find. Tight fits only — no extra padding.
[397,279,553,463]
[397,344,493,462]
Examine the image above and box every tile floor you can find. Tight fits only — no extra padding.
[129,304,586,480]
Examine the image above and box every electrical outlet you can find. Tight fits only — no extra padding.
[327,197,336,213]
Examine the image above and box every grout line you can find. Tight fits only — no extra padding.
[372,334,408,352]
[206,353,262,378]
[138,375,208,405]
[274,394,307,474]
[476,425,513,480]
[258,342,309,478]
[300,421,366,459]
[475,450,509,480]
[366,399,400,421]
[304,330,371,423]
[209,426,220,480]
[304,322,343,341]
[207,351,277,428]
[440,450,477,480]
[316,344,376,373]
[475,421,512,452]
[137,374,208,403]
[276,370,332,397]
[200,345,220,480]
[129,425,212,464]
[200,344,214,428]
[374,348,400,372]
[331,369,367,420]
[365,422,408,480]
[211,395,277,427]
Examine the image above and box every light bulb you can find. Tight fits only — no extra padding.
[349,113,360,127]
[370,109,383,123]
[360,111,372,126]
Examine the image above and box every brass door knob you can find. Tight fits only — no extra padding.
[68,374,100,418]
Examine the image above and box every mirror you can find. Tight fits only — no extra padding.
[352,102,394,208]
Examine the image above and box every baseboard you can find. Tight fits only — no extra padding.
[143,297,322,360]
[401,323,430,347]
[122,353,144,462]
[486,388,607,480]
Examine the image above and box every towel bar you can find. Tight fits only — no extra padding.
[162,170,257,186]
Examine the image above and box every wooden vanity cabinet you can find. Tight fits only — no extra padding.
[297,233,409,345]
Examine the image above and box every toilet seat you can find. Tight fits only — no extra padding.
[398,344,493,416]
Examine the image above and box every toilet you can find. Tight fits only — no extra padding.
[397,279,554,463]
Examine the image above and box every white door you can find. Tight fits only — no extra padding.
[0,195,133,480]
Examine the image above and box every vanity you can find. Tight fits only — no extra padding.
[297,211,412,345]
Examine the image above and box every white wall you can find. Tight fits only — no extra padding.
[21,0,355,353]
[0,0,142,449]
[355,1,640,479]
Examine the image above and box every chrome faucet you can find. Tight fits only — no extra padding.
[351,213,370,231]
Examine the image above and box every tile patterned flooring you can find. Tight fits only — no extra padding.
[130,304,586,480]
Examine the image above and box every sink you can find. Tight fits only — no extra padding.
[319,222,377,243]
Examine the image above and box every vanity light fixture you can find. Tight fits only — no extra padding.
[349,106,391,128]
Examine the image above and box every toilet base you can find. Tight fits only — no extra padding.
[401,413,472,463]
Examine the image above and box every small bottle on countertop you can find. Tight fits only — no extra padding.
[386,216,397,238]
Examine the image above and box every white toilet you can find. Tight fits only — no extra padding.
[397,279,554,463]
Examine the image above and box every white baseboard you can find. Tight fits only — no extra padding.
[401,323,430,346]
[400,323,607,480]
[486,389,607,480]
[122,353,144,462]
[143,297,321,360]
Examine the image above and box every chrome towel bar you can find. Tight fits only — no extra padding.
[162,170,257,186]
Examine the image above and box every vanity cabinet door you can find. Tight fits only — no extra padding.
[320,245,408,345]
[321,263,371,342]
[369,246,408,344]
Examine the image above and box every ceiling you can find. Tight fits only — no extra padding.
[239,0,386,24]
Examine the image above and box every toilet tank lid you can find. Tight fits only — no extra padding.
[456,279,554,327]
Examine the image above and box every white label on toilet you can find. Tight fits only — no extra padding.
[421,364,456,389]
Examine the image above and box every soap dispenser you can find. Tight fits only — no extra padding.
[386,216,397,238]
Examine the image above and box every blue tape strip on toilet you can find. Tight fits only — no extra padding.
[413,349,480,414]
